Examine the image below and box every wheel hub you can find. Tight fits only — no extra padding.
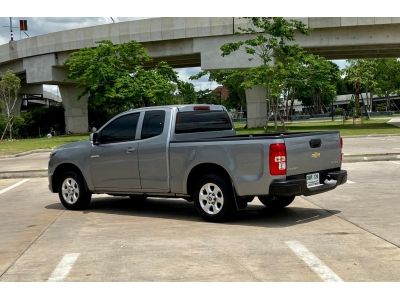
[61,177,80,205]
[199,183,224,215]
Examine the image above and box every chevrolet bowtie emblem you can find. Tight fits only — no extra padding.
[312,152,321,158]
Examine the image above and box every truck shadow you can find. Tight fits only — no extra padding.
[45,196,340,228]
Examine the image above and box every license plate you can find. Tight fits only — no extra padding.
[306,173,320,188]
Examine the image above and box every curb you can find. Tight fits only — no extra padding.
[343,153,400,163]
[342,134,400,138]
[0,170,48,179]
[0,149,52,159]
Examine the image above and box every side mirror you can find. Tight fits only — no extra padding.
[90,132,100,145]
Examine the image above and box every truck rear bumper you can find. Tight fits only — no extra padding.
[269,170,347,197]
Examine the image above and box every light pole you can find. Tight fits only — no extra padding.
[9,17,13,41]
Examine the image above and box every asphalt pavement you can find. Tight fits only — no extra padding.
[1,134,400,281]
[0,169,399,281]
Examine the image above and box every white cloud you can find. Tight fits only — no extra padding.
[176,67,219,91]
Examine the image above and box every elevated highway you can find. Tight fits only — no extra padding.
[1,17,400,131]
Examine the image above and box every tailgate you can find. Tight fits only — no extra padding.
[285,132,341,176]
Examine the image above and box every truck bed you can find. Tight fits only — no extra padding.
[171,131,339,142]
[169,130,342,196]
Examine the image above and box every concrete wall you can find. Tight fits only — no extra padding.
[58,85,88,134]
[245,86,268,128]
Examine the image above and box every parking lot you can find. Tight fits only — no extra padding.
[0,160,399,282]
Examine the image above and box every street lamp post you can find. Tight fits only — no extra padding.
[9,17,14,41]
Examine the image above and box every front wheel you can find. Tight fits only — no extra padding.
[193,174,235,222]
[58,171,91,210]
[258,195,295,209]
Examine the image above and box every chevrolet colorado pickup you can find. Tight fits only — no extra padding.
[48,104,347,221]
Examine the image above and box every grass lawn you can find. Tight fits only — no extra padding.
[0,135,89,156]
[235,118,400,136]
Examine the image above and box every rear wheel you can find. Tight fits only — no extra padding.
[193,174,235,222]
[258,195,295,209]
[58,171,91,210]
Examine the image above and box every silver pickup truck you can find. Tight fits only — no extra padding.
[48,104,347,221]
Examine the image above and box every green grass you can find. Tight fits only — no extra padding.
[235,118,400,136]
[0,135,89,156]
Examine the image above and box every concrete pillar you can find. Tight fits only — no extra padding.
[245,86,268,128]
[59,85,88,134]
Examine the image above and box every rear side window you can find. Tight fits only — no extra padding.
[175,111,232,134]
[100,113,139,144]
[141,110,166,139]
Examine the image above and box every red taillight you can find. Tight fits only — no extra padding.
[269,143,287,175]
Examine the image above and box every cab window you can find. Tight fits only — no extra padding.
[100,113,139,144]
[141,110,166,139]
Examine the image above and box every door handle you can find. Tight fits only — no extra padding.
[309,139,322,148]
[126,147,136,154]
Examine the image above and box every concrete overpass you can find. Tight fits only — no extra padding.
[2,17,400,132]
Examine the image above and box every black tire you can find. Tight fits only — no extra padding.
[58,171,91,210]
[258,195,295,209]
[129,195,147,201]
[193,174,235,222]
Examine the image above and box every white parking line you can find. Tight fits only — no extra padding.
[0,179,30,195]
[347,180,355,184]
[285,240,343,282]
[391,161,400,165]
[48,253,80,282]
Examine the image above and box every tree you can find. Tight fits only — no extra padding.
[66,40,180,122]
[195,89,219,104]
[336,76,353,95]
[0,70,21,141]
[294,55,339,116]
[177,81,197,103]
[343,59,377,121]
[220,17,310,130]
[373,58,400,111]
[190,69,248,111]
